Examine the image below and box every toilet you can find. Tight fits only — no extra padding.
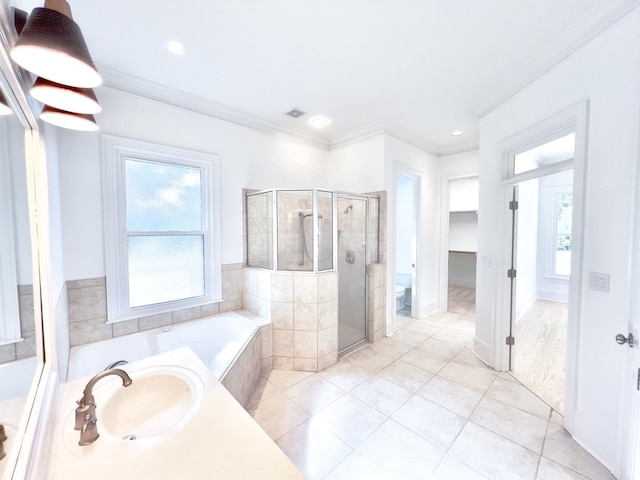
[395,285,406,310]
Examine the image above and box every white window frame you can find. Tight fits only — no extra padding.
[102,135,222,323]
[545,186,573,280]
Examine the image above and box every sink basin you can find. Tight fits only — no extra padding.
[99,366,205,442]
[61,364,206,453]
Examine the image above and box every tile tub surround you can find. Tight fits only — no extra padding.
[66,263,245,347]
[246,269,339,372]
[221,326,264,408]
[248,311,615,480]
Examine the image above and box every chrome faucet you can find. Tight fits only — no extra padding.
[75,368,132,446]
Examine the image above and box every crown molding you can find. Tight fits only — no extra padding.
[328,121,456,156]
[98,66,331,150]
[475,0,640,118]
[437,142,480,157]
[98,66,475,157]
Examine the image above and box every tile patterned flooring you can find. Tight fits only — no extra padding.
[248,311,614,480]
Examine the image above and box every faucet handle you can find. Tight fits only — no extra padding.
[74,403,96,431]
[76,394,95,407]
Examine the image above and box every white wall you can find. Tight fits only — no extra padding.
[477,8,640,474]
[449,177,479,212]
[57,87,330,280]
[328,135,386,192]
[438,150,479,177]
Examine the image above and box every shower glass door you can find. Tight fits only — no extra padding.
[337,195,368,353]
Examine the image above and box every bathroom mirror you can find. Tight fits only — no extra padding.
[0,1,44,478]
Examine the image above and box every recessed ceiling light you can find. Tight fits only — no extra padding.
[452,130,463,136]
[308,115,330,129]
[164,40,185,55]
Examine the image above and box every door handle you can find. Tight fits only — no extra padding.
[615,333,634,347]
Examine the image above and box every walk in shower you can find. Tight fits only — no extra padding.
[246,189,380,354]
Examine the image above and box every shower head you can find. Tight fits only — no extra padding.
[344,204,353,214]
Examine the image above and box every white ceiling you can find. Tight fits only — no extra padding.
[12,0,630,154]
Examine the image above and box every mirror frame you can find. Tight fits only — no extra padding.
[0,2,48,479]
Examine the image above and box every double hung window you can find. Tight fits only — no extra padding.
[102,136,221,322]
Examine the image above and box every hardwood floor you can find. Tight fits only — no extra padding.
[448,285,476,315]
[511,300,567,414]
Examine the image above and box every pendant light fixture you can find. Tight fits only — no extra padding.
[40,105,98,131]
[30,77,101,114]
[10,0,101,88]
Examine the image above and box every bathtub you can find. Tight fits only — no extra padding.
[0,356,38,402]
[67,311,264,407]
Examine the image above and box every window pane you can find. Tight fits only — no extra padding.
[277,190,313,271]
[126,158,202,231]
[128,235,204,307]
[557,193,573,235]
[514,133,575,175]
[556,250,571,276]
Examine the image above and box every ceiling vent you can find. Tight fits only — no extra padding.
[284,108,306,119]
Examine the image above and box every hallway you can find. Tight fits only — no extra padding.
[248,311,613,479]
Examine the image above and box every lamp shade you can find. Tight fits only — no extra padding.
[31,77,101,114]
[11,2,101,88]
[40,105,98,131]
[0,92,11,116]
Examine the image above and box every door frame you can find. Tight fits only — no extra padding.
[391,164,422,333]
[494,101,589,435]
[438,173,479,312]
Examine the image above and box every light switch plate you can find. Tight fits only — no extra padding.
[589,272,610,293]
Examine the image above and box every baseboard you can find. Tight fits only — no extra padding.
[418,298,439,318]
[473,337,492,367]
[572,408,618,477]
[536,290,569,303]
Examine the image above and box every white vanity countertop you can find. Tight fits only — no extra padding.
[43,348,304,480]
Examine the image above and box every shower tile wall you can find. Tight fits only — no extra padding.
[0,285,36,364]
[244,270,339,372]
[66,263,245,347]
[368,263,386,342]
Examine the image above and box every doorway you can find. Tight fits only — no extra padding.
[447,177,478,315]
[395,172,418,328]
[506,135,575,414]
[337,195,368,354]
